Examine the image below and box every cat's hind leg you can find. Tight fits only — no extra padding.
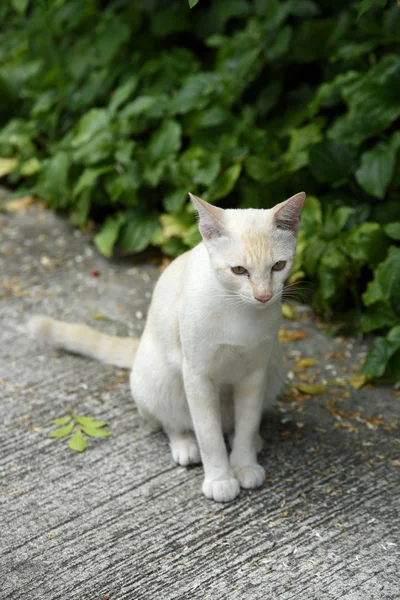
[131,336,200,467]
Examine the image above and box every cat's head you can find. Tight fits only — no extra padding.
[190,192,305,308]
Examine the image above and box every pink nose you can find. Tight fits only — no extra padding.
[254,293,272,303]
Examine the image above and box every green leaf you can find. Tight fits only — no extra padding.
[284,123,323,172]
[244,157,281,183]
[163,190,188,214]
[168,73,219,114]
[183,223,202,247]
[361,337,394,378]
[118,209,160,253]
[51,416,72,426]
[355,142,397,199]
[49,422,74,438]
[0,158,19,178]
[68,431,87,452]
[148,120,182,163]
[361,302,397,333]
[109,77,139,114]
[341,223,388,265]
[309,140,357,185]
[71,109,110,148]
[69,190,91,228]
[72,415,95,426]
[161,237,188,256]
[189,0,200,7]
[82,424,111,437]
[328,55,400,146]
[303,238,327,277]
[120,96,157,119]
[317,264,338,300]
[94,213,126,257]
[206,164,242,202]
[321,248,348,270]
[383,222,400,241]
[20,157,41,176]
[38,152,70,208]
[265,26,292,62]
[387,325,400,346]
[363,246,400,306]
[105,165,139,204]
[387,350,400,380]
[300,195,322,237]
[11,0,29,14]
[194,158,221,187]
[95,15,130,62]
[73,166,112,198]
[322,206,354,239]
[77,418,107,429]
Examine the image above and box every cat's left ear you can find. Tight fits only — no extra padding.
[189,193,227,241]
[273,192,306,232]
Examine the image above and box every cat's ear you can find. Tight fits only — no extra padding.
[273,192,305,232]
[189,193,226,241]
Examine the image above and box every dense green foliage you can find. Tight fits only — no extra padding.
[0,0,399,378]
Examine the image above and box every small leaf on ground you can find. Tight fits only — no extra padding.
[282,304,296,320]
[73,415,95,426]
[49,422,74,438]
[82,425,111,437]
[349,374,370,389]
[279,329,309,343]
[295,383,326,395]
[91,313,109,320]
[68,431,87,452]
[296,358,317,369]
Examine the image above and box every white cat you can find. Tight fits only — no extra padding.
[29,192,305,502]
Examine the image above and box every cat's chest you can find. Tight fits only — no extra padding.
[209,344,251,383]
[216,305,279,348]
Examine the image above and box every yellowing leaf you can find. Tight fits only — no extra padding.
[279,329,309,343]
[91,313,109,321]
[296,358,317,370]
[287,270,305,284]
[282,304,296,320]
[295,383,326,395]
[349,374,370,389]
[6,196,36,212]
[0,157,19,178]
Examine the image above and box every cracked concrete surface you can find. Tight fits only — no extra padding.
[1,206,399,599]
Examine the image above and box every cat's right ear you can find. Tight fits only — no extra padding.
[189,193,226,241]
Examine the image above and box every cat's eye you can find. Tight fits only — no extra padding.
[272,260,286,271]
[231,266,248,275]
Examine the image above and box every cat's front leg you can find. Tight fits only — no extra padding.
[183,361,240,502]
[230,367,266,490]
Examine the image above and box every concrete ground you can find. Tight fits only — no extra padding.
[1,204,399,600]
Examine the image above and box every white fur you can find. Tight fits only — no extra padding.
[29,192,305,502]
[131,192,304,501]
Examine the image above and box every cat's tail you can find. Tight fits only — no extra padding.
[27,316,139,369]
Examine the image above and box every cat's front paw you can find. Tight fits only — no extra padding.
[202,477,240,502]
[233,464,265,489]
